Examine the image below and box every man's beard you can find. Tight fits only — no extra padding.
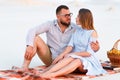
[60,21,70,27]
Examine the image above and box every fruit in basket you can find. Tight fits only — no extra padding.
[107,40,120,66]
[112,48,118,53]
[108,48,120,55]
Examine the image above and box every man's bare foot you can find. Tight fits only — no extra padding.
[12,66,29,73]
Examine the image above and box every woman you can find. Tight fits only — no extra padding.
[39,8,107,78]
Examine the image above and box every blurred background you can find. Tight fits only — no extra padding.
[0,0,120,70]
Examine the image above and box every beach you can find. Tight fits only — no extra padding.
[0,0,120,70]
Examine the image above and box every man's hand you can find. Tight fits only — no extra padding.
[24,46,34,60]
[90,41,100,52]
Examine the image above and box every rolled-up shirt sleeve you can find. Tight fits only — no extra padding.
[26,21,50,46]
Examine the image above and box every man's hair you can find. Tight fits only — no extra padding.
[56,5,69,14]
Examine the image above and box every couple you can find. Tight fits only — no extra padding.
[20,5,106,78]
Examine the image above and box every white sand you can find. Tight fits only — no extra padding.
[0,0,120,70]
[88,73,120,80]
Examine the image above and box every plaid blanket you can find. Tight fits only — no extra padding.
[0,63,120,80]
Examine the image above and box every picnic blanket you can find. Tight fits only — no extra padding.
[0,62,120,80]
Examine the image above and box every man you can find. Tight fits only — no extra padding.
[21,5,99,71]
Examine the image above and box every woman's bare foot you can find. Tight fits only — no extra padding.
[21,75,30,80]
[40,72,55,78]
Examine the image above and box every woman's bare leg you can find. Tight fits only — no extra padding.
[42,57,74,73]
[41,59,82,78]
[41,65,54,73]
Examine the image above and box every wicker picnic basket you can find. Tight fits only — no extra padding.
[107,39,120,67]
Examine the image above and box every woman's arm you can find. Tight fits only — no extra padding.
[52,32,74,64]
[52,46,73,64]
[90,30,99,52]
[73,51,91,57]
[73,30,98,57]
[61,46,73,56]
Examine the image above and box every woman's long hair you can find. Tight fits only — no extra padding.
[78,8,94,30]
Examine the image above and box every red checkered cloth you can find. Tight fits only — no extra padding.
[0,65,119,80]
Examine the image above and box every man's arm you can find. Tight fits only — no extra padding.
[26,21,51,47]
[90,41,100,52]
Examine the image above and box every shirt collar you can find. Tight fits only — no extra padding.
[54,19,74,29]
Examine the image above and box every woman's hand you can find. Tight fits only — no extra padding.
[52,54,64,64]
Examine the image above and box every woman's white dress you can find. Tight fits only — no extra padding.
[67,27,107,76]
